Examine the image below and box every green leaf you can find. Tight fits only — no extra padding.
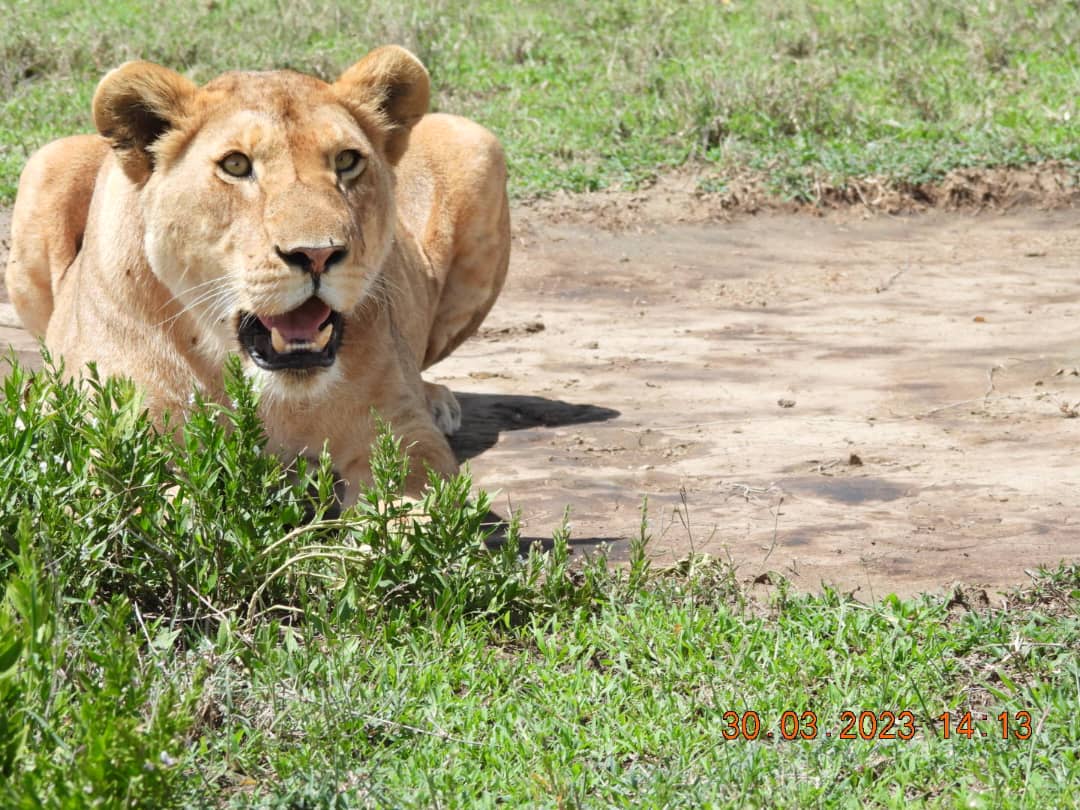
[0,637,22,678]
[151,628,182,652]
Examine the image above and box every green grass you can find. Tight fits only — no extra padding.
[2,0,1079,202]
[1,359,1077,807]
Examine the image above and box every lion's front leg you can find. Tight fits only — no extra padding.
[394,114,511,371]
[339,429,457,505]
[6,135,110,337]
[332,388,460,505]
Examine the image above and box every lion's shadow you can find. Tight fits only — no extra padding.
[448,392,619,463]
[449,391,622,554]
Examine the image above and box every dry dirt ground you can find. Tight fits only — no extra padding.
[2,190,1078,600]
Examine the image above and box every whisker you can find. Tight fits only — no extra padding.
[154,282,235,330]
[152,268,229,314]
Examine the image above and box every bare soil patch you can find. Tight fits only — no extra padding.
[3,184,1079,599]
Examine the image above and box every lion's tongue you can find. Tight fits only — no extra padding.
[258,298,331,343]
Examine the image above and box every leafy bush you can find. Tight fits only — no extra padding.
[0,356,606,805]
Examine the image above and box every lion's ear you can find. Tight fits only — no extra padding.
[93,61,197,184]
[333,46,430,165]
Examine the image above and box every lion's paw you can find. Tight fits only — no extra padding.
[424,382,462,436]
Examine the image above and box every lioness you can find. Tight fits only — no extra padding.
[5,46,509,501]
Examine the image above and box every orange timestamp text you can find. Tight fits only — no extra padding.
[719,710,1033,741]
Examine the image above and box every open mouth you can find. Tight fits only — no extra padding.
[237,297,344,371]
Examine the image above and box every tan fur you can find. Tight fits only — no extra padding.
[4,47,509,500]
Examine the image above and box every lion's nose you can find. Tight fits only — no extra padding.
[276,245,347,277]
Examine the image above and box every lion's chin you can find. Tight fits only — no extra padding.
[237,298,345,371]
[246,360,343,406]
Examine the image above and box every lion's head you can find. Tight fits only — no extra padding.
[92,46,429,393]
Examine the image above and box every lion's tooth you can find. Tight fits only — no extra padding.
[313,322,333,350]
[270,327,288,354]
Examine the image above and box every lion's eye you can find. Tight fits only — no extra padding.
[220,152,252,178]
[334,149,364,177]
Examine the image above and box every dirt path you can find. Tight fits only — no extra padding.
[3,202,1079,599]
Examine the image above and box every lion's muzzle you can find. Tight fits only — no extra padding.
[238,296,344,371]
